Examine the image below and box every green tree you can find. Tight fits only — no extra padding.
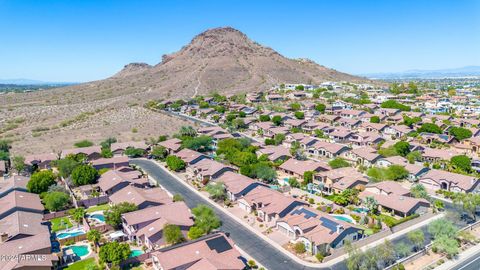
[104,202,138,229]
[406,151,422,164]
[449,127,472,141]
[381,100,411,111]
[205,182,226,201]
[254,163,277,182]
[272,115,283,126]
[124,147,145,157]
[87,229,102,243]
[385,165,409,181]
[101,148,113,158]
[0,150,9,161]
[68,207,86,223]
[187,226,204,240]
[191,205,221,234]
[314,103,326,113]
[370,116,380,123]
[179,126,197,137]
[173,194,184,202]
[407,229,425,251]
[290,103,301,111]
[259,115,270,122]
[182,136,213,152]
[71,164,98,186]
[294,242,306,253]
[74,140,94,148]
[163,224,185,245]
[303,171,314,184]
[428,218,458,239]
[12,155,26,173]
[54,158,79,178]
[432,236,459,258]
[99,242,130,265]
[166,155,186,171]
[27,170,56,194]
[393,141,411,157]
[451,155,471,172]
[364,196,378,214]
[410,184,429,199]
[100,137,117,149]
[417,123,442,134]
[328,158,350,169]
[43,191,70,211]
[151,146,168,160]
[294,111,305,119]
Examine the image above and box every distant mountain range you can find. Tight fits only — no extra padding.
[361,66,480,79]
[0,78,75,85]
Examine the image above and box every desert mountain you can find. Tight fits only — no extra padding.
[1,27,374,155]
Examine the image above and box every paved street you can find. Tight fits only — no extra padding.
[131,159,345,270]
[451,253,480,270]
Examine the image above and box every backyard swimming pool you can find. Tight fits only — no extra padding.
[129,249,144,258]
[64,245,90,257]
[88,213,105,223]
[330,214,355,224]
[56,228,86,239]
[353,207,369,214]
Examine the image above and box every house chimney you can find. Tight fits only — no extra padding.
[1,232,8,242]
[336,225,344,234]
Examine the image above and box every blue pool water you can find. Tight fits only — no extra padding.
[89,213,105,222]
[269,185,280,190]
[64,245,89,257]
[56,229,86,239]
[353,207,369,213]
[129,250,144,258]
[330,214,355,224]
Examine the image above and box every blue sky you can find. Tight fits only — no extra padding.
[1,0,479,82]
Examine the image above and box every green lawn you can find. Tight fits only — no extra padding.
[86,204,110,213]
[65,258,97,270]
[50,217,73,232]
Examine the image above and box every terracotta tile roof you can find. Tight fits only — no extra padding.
[24,153,57,165]
[109,185,171,207]
[111,141,148,151]
[0,191,44,217]
[175,149,207,164]
[279,158,330,176]
[98,169,144,193]
[0,232,54,270]
[420,169,478,192]
[151,233,244,270]
[62,146,102,157]
[158,138,183,152]
[359,191,429,214]
[122,202,193,227]
[0,211,48,240]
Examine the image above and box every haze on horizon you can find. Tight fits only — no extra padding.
[0,0,479,82]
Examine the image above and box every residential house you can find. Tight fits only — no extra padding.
[91,156,129,170]
[307,141,350,159]
[345,147,382,167]
[0,191,44,219]
[24,153,57,170]
[257,145,292,162]
[122,202,194,250]
[349,132,385,147]
[419,169,479,193]
[98,168,147,195]
[175,149,208,166]
[0,176,29,198]
[150,233,245,270]
[237,185,307,224]
[279,158,330,181]
[190,158,236,183]
[158,138,182,154]
[109,185,171,209]
[215,172,268,201]
[314,167,368,194]
[62,146,102,160]
[359,182,430,217]
[111,141,149,156]
[276,206,363,255]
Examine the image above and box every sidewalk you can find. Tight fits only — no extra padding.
[435,244,480,270]
[143,159,444,269]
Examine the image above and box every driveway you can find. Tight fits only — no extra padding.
[131,159,345,270]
